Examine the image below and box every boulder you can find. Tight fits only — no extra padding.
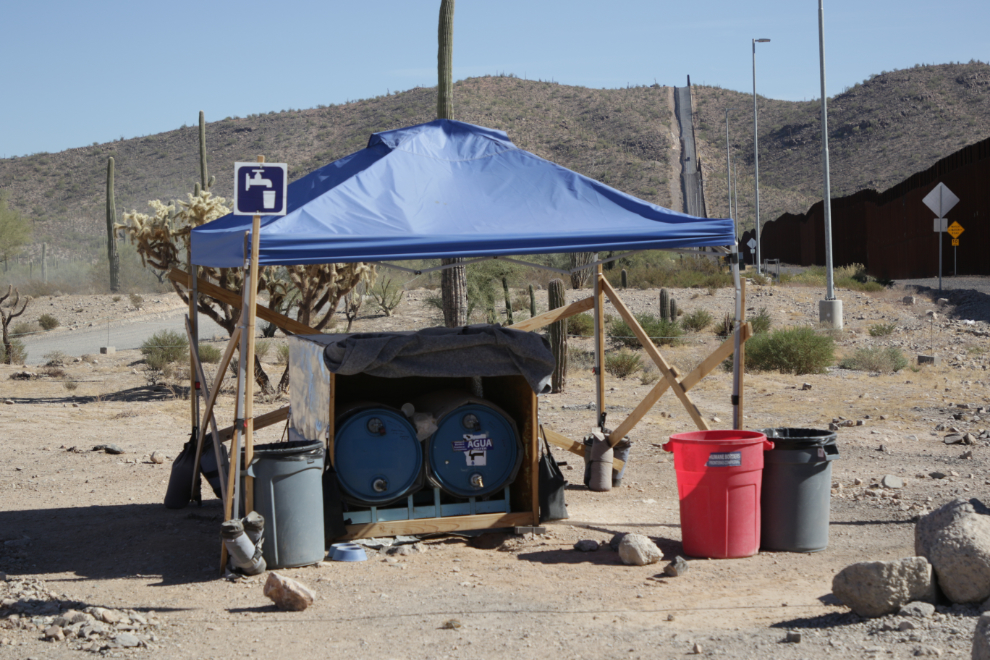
[831,557,936,617]
[915,498,990,603]
[975,613,990,660]
[617,534,661,566]
[264,572,315,611]
[573,540,599,552]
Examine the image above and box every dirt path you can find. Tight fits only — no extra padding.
[1,282,989,658]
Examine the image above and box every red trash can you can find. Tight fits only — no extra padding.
[662,430,773,559]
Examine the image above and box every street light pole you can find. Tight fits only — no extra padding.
[817,0,843,328]
[753,38,770,275]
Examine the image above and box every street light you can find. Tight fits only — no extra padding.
[752,38,770,275]
[817,0,843,328]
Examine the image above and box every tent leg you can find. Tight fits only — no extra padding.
[731,250,746,430]
[188,251,199,442]
[593,265,605,428]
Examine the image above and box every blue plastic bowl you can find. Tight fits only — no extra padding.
[332,545,368,562]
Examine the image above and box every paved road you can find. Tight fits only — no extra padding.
[19,310,230,365]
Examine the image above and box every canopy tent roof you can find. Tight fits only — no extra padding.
[191,120,736,268]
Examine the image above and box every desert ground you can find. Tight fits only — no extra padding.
[1,277,989,659]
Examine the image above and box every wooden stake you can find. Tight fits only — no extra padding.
[184,316,232,501]
[593,266,605,426]
[507,296,594,332]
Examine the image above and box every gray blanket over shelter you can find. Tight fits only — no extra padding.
[320,325,555,394]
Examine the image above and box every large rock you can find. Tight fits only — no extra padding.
[618,534,661,566]
[831,557,936,617]
[974,613,990,660]
[915,498,990,603]
[264,572,315,611]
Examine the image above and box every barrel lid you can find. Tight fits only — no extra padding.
[759,428,836,449]
[666,430,768,446]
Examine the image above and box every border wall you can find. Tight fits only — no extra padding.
[741,135,990,279]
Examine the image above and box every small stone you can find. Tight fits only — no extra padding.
[573,540,600,552]
[441,619,462,630]
[961,450,974,460]
[3,400,13,405]
[857,420,866,426]
[907,435,919,441]
[150,451,165,464]
[801,383,812,390]
[667,614,675,621]
[943,434,965,445]
[711,416,721,423]
[44,625,65,641]
[903,296,917,305]
[854,478,864,486]
[963,433,976,445]
[929,472,947,480]
[263,573,315,611]
[898,620,917,631]
[785,631,802,643]
[609,532,628,551]
[663,556,689,577]
[899,601,936,618]
[114,633,140,648]
[692,642,703,654]
[882,475,904,489]
[92,607,123,624]
[618,534,662,566]
[93,444,124,455]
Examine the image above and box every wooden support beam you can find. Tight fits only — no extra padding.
[184,316,228,502]
[217,405,290,443]
[168,267,316,337]
[341,512,535,540]
[542,427,624,471]
[600,278,709,432]
[594,267,605,425]
[507,296,594,332]
[607,323,752,446]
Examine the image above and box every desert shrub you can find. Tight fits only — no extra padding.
[112,295,122,303]
[370,276,404,316]
[11,321,39,337]
[745,327,835,375]
[129,293,144,309]
[605,349,643,378]
[45,366,67,379]
[63,380,78,392]
[681,308,712,332]
[750,307,772,335]
[568,346,595,370]
[611,314,682,347]
[198,344,222,364]
[255,340,271,361]
[276,344,290,365]
[785,263,889,292]
[0,339,27,364]
[869,322,897,337]
[44,350,68,366]
[568,313,595,337]
[141,330,188,370]
[603,252,732,289]
[715,312,734,339]
[840,346,908,373]
[639,366,659,385]
[38,314,60,331]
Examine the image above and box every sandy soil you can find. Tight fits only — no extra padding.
[1,279,989,659]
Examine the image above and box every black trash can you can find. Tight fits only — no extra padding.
[759,428,839,553]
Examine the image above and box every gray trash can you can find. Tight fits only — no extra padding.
[759,428,839,553]
[244,440,325,569]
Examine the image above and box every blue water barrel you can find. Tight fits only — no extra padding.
[415,391,522,499]
[333,405,423,506]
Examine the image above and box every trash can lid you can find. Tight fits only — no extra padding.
[759,428,836,449]
[247,440,325,458]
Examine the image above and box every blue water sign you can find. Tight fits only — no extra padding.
[233,162,288,216]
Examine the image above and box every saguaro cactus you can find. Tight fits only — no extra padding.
[548,279,567,393]
[437,0,467,327]
[659,288,670,322]
[528,284,536,317]
[620,269,628,289]
[502,276,513,325]
[106,157,120,293]
[670,298,678,321]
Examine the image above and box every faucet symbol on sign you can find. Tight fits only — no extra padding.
[245,168,276,209]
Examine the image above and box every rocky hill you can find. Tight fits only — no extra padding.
[1,62,988,260]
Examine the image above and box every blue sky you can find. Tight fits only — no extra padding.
[2,0,987,157]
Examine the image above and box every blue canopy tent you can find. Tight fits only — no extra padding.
[184,119,747,528]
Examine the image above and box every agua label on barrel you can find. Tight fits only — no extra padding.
[706,451,742,467]
[454,434,493,466]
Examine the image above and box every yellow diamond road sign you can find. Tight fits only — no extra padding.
[947,221,964,239]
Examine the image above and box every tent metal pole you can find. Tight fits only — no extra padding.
[187,249,199,441]
[594,264,606,427]
[731,248,745,430]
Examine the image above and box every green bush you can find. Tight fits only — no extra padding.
[605,349,643,378]
[568,313,595,337]
[611,314,683,347]
[869,322,897,337]
[0,339,27,364]
[38,314,60,331]
[840,346,908,373]
[681,309,712,332]
[745,327,835,375]
[276,344,290,365]
[43,350,67,366]
[568,346,595,370]
[129,293,144,309]
[750,307,772,335]
[11,321,39,337]
[603,251,733,289]
[198,344,222,364]
[141,330,188,370]
[255,339,271,361]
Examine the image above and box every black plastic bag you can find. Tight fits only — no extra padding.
[164,434,200,509]
[538,428,568,522]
